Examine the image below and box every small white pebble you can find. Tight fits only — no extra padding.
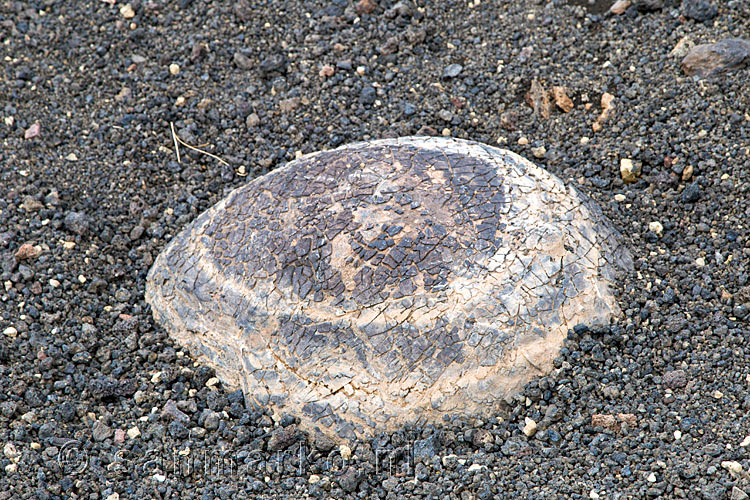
[695,257,705,267]
[127,426,141,439]
[175,96,186,106]
[49,279,60,288]
[356,66,366,76]
[467,463,484,473]
[517,137,529,145]
[740,435,750,447]
[674,430,682,441]
[63,241,75,249]
[647,472,656,483]
[589,491,600,499]
[614,194,626,202]
[648,221,663,236]
[441,128,451,137]
[4,443,20,460]
[106,493,120,500]
[151,371,162,383]
[339,444,351,460]
[152,473,166,482]
[77,275,86,284]
[3,327,18,338]
[120,4,135,18]
[522,417,537,437]
[580,136,590,144]
[722,461,743,477]
[169,63,180,75]
[205,377,220,387]
[4,463,17,474]
[30,442,41,450]
[712,390,723,399]
[309,474,320,484]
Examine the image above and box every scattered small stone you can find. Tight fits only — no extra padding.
[14,243,41,261]
[681,0,717,21]
[648,221,664,236]
[681,182,702,203]
[233,52,252,70]
[681,39,750,78]
[680,164,693,181]
[592,93,615,132]
[609,0,631,14]
[337,466,361,493]
[359,85,376,105]
[120,4,135,18]
[531,145,546,158]
[468,463,485,473]
[319,65,334,78]
[741,436,750,447]
[591,414,617,430]
[3,327,18,338]
[619,158,640,183]
[413,435,438,461]
[92,421,113,442]
[4,442,20,461]
[670,37,694,59]
[438,109,453,122]
[551,86,573,112]
[442,64,463,79]
[161,400,189,422]
[525,79,551,119]
[115,87,132,102]
[246,113,260,129]
[663,369,687,389]
[21,196,44,212]
[523,417,537,437]
[518,137,529,145]
[168,63,180,75]
[356,0,377,14]
[722,461,745,479]
[732,487,750,500]
[647,472,657,482]
[64,211,92,236]
[339,444,352,460]
[268,424,298,451]
[500,110,518,130]
[114,429,126,443]
[127,426,141,439]
[258,54,287,76]
[24,122,40,139]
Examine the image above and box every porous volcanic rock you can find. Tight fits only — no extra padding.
[146,137,632,441]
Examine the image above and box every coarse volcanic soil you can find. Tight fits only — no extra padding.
[1,0,749,499]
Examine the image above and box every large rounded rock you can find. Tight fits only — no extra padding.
[146,137,632,441]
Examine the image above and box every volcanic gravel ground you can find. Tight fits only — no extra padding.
[1,0,749,498]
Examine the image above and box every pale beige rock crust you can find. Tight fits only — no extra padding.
[146,137,632,441]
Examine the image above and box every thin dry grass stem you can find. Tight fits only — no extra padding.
[169,121,229,166]
[170,122,181,163]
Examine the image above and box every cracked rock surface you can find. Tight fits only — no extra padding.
[146,137,632,441]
